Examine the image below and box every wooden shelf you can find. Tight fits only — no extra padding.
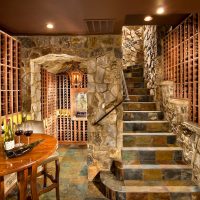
[56,73,87,144]
[0,31,22,131]
[163,13,200,125]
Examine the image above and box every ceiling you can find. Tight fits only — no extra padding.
[0,0,199,35]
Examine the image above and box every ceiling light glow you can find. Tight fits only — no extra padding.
[144,16,153,22]
[46,23,54,29]
[157,7,165,14]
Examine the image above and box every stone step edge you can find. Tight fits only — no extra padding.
[122,132,174,136]
[123,110,162,113]
[124,185,200,193]
[123,102,156,104]
[116,164,192,170]
[123,121,169,123]
[122,147,182,151]
[100,172,199,193]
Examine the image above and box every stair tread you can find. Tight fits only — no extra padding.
[122,147,182,151]
[124,185,200,193]
[123,110,162,112]
[100,172,199,193]
[123,132,174,136]
[123,120,169,123]
[123,102,156,104]
[119,164,192,169]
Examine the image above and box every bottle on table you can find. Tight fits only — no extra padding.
[4,119,15,150]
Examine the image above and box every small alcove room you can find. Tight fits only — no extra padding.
[1,1,200,200]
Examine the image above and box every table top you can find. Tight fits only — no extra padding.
[0,134,58,176]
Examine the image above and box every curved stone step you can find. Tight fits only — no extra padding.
[123,121,170,132]
[99,171,200,200]
[112,161,192,181]
[123,132,176,147]
[123,111,164,121]
[121,147,183,165]
[124,95,154,102]
[123,102,156,111]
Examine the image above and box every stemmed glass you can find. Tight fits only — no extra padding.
[23,123,33,144]
[14,124,24,147]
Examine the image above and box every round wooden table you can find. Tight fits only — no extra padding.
[0,134,58,200]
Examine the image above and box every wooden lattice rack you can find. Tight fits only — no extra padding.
[163,13,200,125]
[56,73,87,144]
[41,69,57,136]
[0,31,22,130]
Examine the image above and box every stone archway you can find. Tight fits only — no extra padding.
[30,54,86,120]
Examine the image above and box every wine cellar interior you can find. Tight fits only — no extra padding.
[2,2,200,198]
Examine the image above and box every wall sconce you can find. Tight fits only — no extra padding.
[70,71,83,88]
[67,61,83,88]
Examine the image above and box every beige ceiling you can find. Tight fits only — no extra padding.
[0,0,199,35]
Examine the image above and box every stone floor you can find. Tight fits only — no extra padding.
[7,144,106,200]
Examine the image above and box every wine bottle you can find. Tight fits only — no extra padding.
[4,119,15,150]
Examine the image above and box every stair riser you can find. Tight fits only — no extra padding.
[123,135,176,147]
[116,168,192,181]
[128,88,149,95]
[124,67,143,73]
[123,103,156,111]
[124,72,143,78]
[123,122,170,132]
[126,77,144,82]
[122,150,183,165]
[126,82,145,88]
[123,112,164,121]
[127,95,154,102]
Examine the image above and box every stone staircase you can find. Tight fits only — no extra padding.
[95,65,200,200]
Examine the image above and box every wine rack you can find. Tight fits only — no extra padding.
[41,69,57,136]
[163,13,200,125]
[0,31,22,133]
[56,73,87,144]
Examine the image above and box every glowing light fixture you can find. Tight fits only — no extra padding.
[157,7,165,14]
[46,23,54,29]
[144,16,153,22]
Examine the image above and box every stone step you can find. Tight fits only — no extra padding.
[121,147,183,165]
[127,88,149,95]
[123,132,176,147]
[124,66,143,73]
[126,82,145,88]
[124,95,154,102]
[123,111,164,121]
[112,161,192,181]
[123,102,156,111]
[125,77,144,82]
[123,121,170,133]
[99,171,200,200]
[124,71,143,78]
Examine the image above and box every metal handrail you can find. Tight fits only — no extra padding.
[121,70,130,101]
[92,70,129,125]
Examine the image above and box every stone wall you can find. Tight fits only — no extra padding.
[17,35,123,180]
[122,26,144,68]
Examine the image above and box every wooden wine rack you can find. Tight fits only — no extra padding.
[0,31,22,131]
[41,69,57,136]
[56,73,87,144]
[163,13,200,125]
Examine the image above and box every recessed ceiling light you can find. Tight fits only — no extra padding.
[46,23,54,29]
[157,7,165,14]
[144,16,153,22]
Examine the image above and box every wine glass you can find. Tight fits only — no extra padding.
[15,127,24,147]
[23,123,33,144]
